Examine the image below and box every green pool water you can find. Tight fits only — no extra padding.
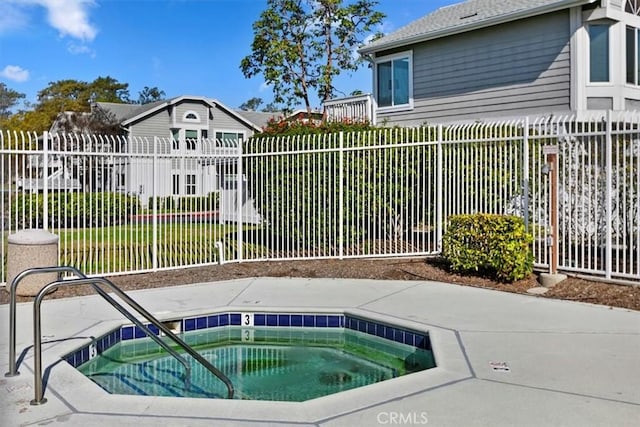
[77,327,435,401]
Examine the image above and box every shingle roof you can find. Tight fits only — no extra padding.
[94,101,165,122]
[234,110,281,129]
[360,0,594,53]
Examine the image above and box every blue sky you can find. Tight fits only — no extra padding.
[0,0,457,111]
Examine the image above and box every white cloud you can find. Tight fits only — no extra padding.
[0,65,30,82]
[0,3,29,34]
[4,0,98,42]
[67,41,95,57]
[36,0,98,41]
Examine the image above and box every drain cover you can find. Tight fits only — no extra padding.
[489,361,510,372]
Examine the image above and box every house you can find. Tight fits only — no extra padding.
[327,0,640,125]
[95,96,278,222]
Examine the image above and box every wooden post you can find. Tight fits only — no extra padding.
[543,146,559,274]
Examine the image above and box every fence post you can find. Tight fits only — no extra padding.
[338,131,344,259]
[543,145,559,274]
[522,117,530,230]
[605,110,613,279]
[152,136,158,271]
[436,124,443,251]
[237,140,244,262]
[42,131,49,230]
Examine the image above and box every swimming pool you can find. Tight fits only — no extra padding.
[65,311,435,402]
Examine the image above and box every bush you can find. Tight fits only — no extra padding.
[176,194,219,212]
[254,117,374,137]
[12,192,140,228]
[245,127,429,249]
[147,196,175,211]
[442,214,533,282]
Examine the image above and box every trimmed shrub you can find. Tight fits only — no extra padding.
[176,193,219,212]
[12,192,140,228]
[442,214,533,282]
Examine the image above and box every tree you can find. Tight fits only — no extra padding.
[37,76,130,111]
[54,105,123,135]
[239,97,263,111]
[137,86,166,104]
[240,0,384,114]
[3,76,131,133]
[0,83,26,119]
[262,102,281,113]
[86,76,130,103]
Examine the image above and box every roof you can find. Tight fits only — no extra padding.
[234,109,281,129]
[360,0,595,54]
[93,101,162,122]
[98,96,264,132]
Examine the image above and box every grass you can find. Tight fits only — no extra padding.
[2,222,242,279]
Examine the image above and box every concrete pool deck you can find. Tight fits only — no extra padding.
[1,277,639,426]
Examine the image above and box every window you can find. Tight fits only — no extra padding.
[588,25,609,82]
[185,174,196,195]
[172,174,180,195]
[375,52,412,109]
[215,131,244,147]
[185,129,198,150]
[171,128,180,150]
[626,0,640,15]
[627,26,640,85]
[182,110,200,122]
[117,173,125,188]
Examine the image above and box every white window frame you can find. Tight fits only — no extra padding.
[172,174,180,196]
[627,25,640,86]
[170,128,207,152]
[214,130,245,147]
[626,0,640,16]
[185,174,197,195]
[587,23,611,84]
[182,110,201,123]
[373,50,414,113]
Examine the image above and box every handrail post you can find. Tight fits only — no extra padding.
[16,271,234,404]
[31,281,55,405]
[5,266,75,377]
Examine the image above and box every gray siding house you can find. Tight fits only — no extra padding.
[331,0,640,125]
[97,96,274,220]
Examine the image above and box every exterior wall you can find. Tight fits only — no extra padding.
[173,102,210,128]
[128,110,171,140]
[375,11,573,125]
[212,107,255,135]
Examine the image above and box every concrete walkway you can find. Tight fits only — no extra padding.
[1,277,639,426]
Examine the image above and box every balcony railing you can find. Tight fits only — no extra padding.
[324,93,376,125]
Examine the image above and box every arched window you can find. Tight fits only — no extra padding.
[627,0,640,15]
[182,111,200,122]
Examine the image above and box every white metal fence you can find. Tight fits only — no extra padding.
[1,111,638,283]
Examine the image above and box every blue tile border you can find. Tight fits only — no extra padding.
[64,312,431,368]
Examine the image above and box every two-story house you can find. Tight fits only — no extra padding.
[327,0,640,125]
[94,96,277,222]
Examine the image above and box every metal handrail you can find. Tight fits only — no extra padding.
[5,266,191,385]
[5,266,75,377]
[5,267,234,404]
